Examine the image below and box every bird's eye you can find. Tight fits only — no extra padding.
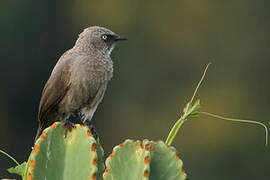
[102,35,107,40]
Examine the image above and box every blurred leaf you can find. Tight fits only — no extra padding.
[185,99,200,118]
[8,161,27,177]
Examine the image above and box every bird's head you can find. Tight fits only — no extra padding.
[75,26,127,56]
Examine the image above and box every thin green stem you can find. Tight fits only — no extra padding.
[0,149,20,166]
[165,116,186,145]
[23,153,32,179]
[165,63,211,145]
[199,111,269,146]
[189,62,211,104]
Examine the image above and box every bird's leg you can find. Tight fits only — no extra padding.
[75,112,98,139]
[62,120,75,138]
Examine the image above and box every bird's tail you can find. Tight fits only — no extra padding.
[34,125,43,142]
[35,114,59,142]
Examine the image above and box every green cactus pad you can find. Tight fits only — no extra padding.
[26,122,104,180]
[148,140,186,180]
[103,139,186,180]
[103,139,151,180]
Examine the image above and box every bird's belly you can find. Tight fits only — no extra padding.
[58,77,102,113]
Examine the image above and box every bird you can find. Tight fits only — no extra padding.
[35,26,127,141]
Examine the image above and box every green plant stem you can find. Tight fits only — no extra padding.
[23,153,32,179]
[165,63,211,145]
[165,116,186,146]
[165,62,268,146]
[189,62,211,104]
[199,111,269,146]
[0,149,20,166]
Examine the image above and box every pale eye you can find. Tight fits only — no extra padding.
[102,35,107,40]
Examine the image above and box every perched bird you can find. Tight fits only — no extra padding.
[35,26,126,141]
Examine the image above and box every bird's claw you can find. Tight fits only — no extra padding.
[63,121,76,138]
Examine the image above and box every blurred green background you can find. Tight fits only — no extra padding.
[1,0,270,179]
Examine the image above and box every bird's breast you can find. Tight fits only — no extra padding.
[71,57,113,96]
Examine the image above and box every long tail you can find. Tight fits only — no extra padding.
[34,125,44,142]
[34,114,58,142]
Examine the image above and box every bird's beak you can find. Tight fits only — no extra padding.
[114,35,127,41]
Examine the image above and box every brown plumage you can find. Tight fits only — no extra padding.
[35,26,126,141]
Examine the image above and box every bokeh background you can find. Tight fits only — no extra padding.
[1,0,270,179]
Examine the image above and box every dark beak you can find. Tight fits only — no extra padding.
[114,35,127,41]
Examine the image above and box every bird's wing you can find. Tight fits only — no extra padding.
[90,84,107,108]
[38,57,73,123]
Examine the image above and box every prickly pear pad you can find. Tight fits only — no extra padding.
[103,139,186,180]
[27,122,104,180]
[149,141,186,180]
[103,139,151,180]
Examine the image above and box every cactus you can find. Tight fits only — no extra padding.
[5,63,268,179]
[148,140,186,180]
[103,139,151,180]
[8,123,186,180]
[25,122,104,180]
[103,139,186,180]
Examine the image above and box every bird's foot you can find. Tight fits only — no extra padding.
[84,121,98,140]
[63,121,76,138]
